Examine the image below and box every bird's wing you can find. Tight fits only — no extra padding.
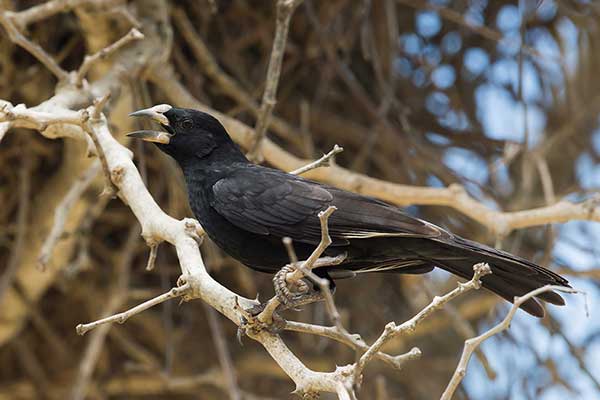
[210,166,442,245]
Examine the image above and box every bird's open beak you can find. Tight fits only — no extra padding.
[126,130,172,144]
[128,104,173,144]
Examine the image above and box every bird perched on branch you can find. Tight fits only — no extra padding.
[128,105,570,317]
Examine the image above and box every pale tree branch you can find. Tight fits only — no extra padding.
[75,28,144,87]
[37,161,101,271]
[0,10,69,81]
[76,283,192,336]
[10,0,106,28]
[351,263,493,388]
[290,144,343,175]
[440,285,583,400]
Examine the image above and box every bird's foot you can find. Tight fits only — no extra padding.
[273,265,327,310]
[235,300,286,342]
[273,265,310,306]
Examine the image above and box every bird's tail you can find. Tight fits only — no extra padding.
[427,236,570,317]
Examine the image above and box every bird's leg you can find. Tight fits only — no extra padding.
[237,254,346,339]
[273,254,346,309]
[273,266,325,310]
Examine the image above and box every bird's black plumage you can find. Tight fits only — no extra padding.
[128,106,570,317]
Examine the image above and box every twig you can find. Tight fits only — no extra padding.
[247,0,304,161]
[76,283,191,336]
[204,304,242,400]
[11,0,103,28]
[81,101,118,196]
[145,242,159,271]
[284,320,420,370]
[0,148,30,302]
[70,225,139,400]
[171,7,306,151]
[440,285,582,400]
[255,206,337,324]
[37,161,101,271]
[290,144,343,175]
[353,263,492,383]
[0,11,69,81]
[76,28,144,87]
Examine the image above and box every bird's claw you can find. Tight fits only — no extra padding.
[273,265,311,306]
[273,266,325,310]
[236,302,286,342]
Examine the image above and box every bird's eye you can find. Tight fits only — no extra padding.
[181,119,193,130]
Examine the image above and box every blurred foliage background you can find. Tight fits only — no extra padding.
[0,0,599,399]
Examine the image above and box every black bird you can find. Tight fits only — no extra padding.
[128,105,570,317]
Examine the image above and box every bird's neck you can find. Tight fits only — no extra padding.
[179,144,250,184]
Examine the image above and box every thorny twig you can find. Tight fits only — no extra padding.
[247,0,304,161]
[76,282,191,336]
[0,148,30,301]
[290,144,343,175]
[70,225,139,400]
[352,263,492,385]
[37,161,101,271]
[0,10,69,81]
[76,28,144,87]
[440,285,583,400]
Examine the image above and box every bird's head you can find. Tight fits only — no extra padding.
[127,104,242,164]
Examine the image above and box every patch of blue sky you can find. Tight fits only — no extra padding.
[487,58,541,103]
[399,33,422,56]
[553,224,597,271]
[556,17,579,75]
[476,84,546,146]
[592,127,600,155]
[489,58,518,86]
[425,131,451,146]
[412,67,427,87]
[439,110,470,131]
[441,31,462,55]
[392,57,412,78]
[464,308,598,400]
[584,341,600,382]
[443,147,489,184]
[464,47,489,76]
[492,163,514,195]
[416,10,441,38]
[426,174,445,188]
[426,92,450,117]
[536,0,557,22]
[497,30,522,57]
[550,278,599,343]
[576,153,600,189]
[432,64,455,89]
[496,4,521,32]
[464,7,484,28]
[423,43,441,66]
[530,28,563,85]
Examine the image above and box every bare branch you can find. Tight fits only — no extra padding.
[76,28,144,87]
[353,264,492,383]
[11,0,104,28]
[76,283,191,336]
[37,161,101,271]
[0,11,69,81]
[290,144,343,175]
[440,285,582,400]
[0,150,30,300]
[247,0,304,161]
